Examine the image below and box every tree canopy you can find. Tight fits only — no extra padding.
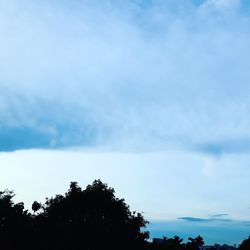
[32,180,149,250]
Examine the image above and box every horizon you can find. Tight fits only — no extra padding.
[0,0,250,245]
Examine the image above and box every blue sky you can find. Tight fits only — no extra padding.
[1,0,250,245]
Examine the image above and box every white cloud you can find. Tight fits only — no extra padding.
[0,0,250,153]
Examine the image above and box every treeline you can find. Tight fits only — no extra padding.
[150,236,205,250]
[0,180,249,250]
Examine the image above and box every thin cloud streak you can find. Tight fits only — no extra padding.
[178,216,232,223]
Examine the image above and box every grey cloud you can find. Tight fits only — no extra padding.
[194,138,250,156]
[211,214,229,218]
[178,216,232,223]
[178,217,208,222]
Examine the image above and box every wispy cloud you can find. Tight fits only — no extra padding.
[178,215,232,223]
[211,213,229,218]
[0,0,250,153]
[178,217,209,222]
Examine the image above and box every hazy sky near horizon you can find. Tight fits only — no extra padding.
[1,0,250,244]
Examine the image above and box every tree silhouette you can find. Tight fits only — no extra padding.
[2,180,242,250]
[239,236,250,250]
[151,236,184,250]
[185,236,204,250]
[32,180,149,250]
[0,190,31,250]
[167,236,184,250]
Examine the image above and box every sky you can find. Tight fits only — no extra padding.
[1,0,250,245]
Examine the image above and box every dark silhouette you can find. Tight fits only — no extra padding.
[0,189,31,250]
[31,200,42,213]
[150,235,206,250]
[151,236,184,250]
[239,236,250,250]
[31,180,149,250]
[185,236,204,250]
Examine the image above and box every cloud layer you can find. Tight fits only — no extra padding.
[1,0,250,153]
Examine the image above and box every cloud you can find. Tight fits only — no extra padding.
[178,217,208,222]
[195,137,250,156]
[211,213,229,218]
[178,216,232,223]
[0,0,250,153]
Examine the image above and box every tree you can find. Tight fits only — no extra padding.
[185,236,204,250]
[151,236,184,250]
[239,236,250,250]
[167,236,184,250]
[0,190,31,250]
[33,180,149,250]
